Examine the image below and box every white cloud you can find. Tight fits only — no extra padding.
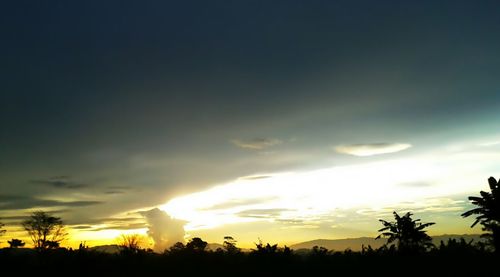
[140,208,186,252]
[334,143,412,156]
[231,138,282,150]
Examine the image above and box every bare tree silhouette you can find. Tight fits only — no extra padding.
[376,211,435,253]
[22,211,67,251]
[118,234,144,254]
[462,176,500,252]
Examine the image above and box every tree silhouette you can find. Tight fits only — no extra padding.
[0,220,5,237]
[461,176,500,252]
[22,211,66,251]
[376,211,435,253]
[223,236,240,254]
[311,245,329,256]
[254,241,278,254]
[186,237,208,252]
[167,241,186,254]
[8,238,25,248]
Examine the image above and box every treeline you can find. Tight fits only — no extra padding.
[0,237,496,276]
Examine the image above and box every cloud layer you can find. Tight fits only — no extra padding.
[335,143,412,157]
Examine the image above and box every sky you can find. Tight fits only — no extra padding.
[1,0,500,250]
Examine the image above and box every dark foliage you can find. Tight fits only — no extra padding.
[8,238,25,248]
[462,176,500,252]
[376,211,435,253]
[0,239,496,277]
[186,237,208,252]
[0,221,5,237]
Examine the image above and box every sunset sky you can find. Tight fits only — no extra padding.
[1,1,500,250]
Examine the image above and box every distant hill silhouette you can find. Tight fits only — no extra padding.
[89,244,121,254]
[290,234,483,251]
[206,243,224,251]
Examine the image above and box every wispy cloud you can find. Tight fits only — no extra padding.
[91,222,148,231]
[201,196,279,211]
[0,194,102,210]
[70,225,94,230]
[479,141,500,147]
[231,138,282,150]
[397,181,433,188]
[237,208,291,219]
[103,185,132,195]
[65,216,143,226]
[240,175,273,180]
[334,143,411,157]
[357,197,467,217]
[31,176,90,189]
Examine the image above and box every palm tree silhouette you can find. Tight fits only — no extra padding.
[376,211,435,253]
[461,176,500,252]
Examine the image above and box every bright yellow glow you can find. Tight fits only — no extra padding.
[160,147,500,233]
[69,227,149,248]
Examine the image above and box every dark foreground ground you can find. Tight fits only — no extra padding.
[0,247,497,277]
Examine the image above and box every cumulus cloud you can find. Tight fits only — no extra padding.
[140,208,186,252]
[334,143,411,156]
[231,138,282,150]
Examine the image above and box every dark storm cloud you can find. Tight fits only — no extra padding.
[0,194,102,210]
[1,0,500,229]
[3,0,499,158]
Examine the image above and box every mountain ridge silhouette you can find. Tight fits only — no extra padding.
[290,234,483,251]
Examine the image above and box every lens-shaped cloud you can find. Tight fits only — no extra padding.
[335,143,412,156]
[231,138,282,150]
